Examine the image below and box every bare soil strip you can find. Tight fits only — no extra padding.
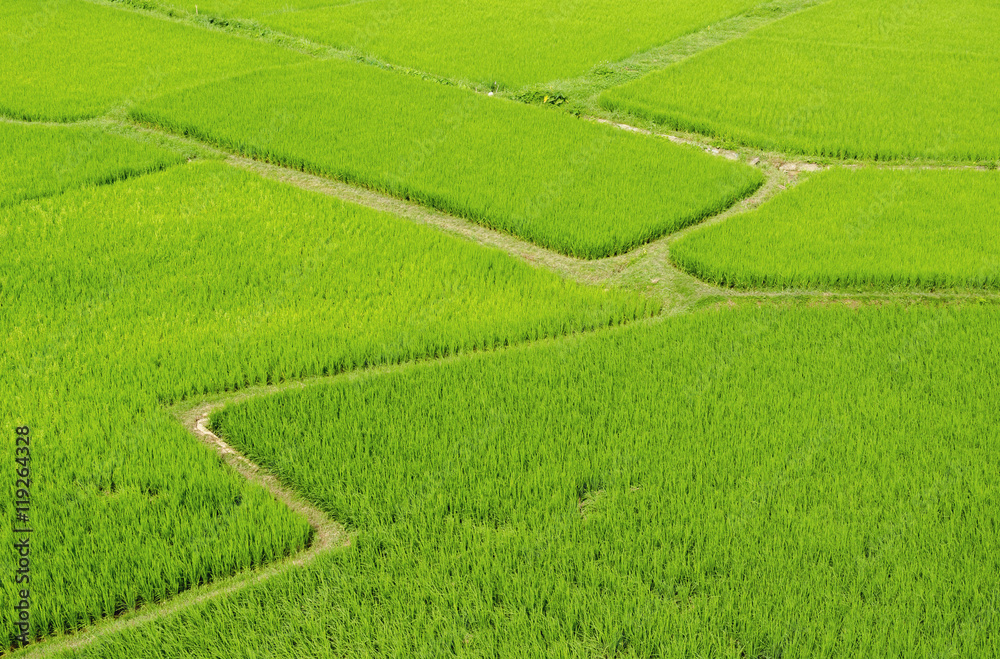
[185,404,348,555]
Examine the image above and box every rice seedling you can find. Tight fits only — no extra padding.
[0,161,651,648]
[111,0,768,88]
[672,168,1000,290]
[58,303,1000,657]
[601,0,1000,161]
[0,0,305,121]
[0,122,184,207]
[132,59,763,259]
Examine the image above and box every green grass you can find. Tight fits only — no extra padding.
[121,0,768,88]
[0,161,653,649]
[601,0,1000,161]
[50,303,1000,657]
[0,0,306,121]
[132,59,763,259]
[0,121,185,207]
[671,168,1000,290]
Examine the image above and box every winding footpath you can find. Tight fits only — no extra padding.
[12,403,348,659]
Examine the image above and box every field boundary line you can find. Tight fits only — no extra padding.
[228,155,1000,305]
[590,118,1000,172]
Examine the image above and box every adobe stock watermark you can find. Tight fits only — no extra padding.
[12,425,33,648]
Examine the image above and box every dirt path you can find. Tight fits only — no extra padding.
[230,155,1000,310]
[10,404,348,659]
[13,319,696,657]
[186,403,347,555]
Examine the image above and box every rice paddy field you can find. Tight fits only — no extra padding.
[131,59,762,259]
[671,168,1000,290]
[600,0,1000,161]
[4,0,1000,656]
[112,0,770,88]
[0,122,183,207]
[61,303,1000,658]
[0,0,305,121]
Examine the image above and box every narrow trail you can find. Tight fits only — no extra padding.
[184,404,347,556]
[230,155,1000,308]
[10,317,679,658]
[11,404,349,659]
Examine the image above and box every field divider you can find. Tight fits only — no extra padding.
[189,404,349,557]
[9,408,349,659]
[591,117,1000,173]
[226,155,1000,305]
[7,312,674,658]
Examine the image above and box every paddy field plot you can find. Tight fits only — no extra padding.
[0,161,650,647]
[0,121,184,207]
[125,0,769,88]
[601,0,1000,161]
[60,304,1000,657]
[671,168,1000,290]
[133,59,763,259]
[0,0,305,121]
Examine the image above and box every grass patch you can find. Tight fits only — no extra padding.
[132,59,763,259]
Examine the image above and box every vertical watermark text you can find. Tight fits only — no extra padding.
[13,425,32,647]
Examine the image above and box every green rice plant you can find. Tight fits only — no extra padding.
[0,161,652,649]
[671,168,1000,290]
[115,0,768,88]
[601,0,1000,161]
[61,303,1000,657]
[132,59,763,259]
[0,121,184,206]
[0,0,306,121]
